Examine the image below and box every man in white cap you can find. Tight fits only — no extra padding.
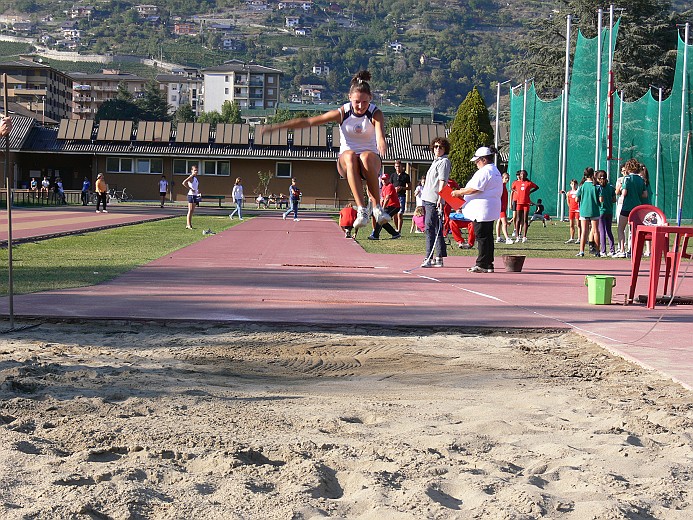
[451,146,503,273]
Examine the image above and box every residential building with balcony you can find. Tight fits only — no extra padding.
[68,70,147,119]
[202,60,282,113]
[0,58,72,122]
[155,71,204,116]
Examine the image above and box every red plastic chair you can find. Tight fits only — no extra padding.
[627,205,668,306]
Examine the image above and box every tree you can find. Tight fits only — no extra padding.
[221,100,242,123]
[116,82,133,102]
[385,115,411,133]
[136,81,170,121]
[197,110,222,124]
[256,170,273,195]
[174,104,195,123]
[95,99,140,122]
[447,88,494,186]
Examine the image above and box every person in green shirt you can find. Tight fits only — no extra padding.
[597,170,616,256]
[575,167,600,257]
[615,159,648,258]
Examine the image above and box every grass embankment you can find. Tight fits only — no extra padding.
[1,216,237,296]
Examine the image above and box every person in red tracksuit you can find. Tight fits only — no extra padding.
[368,174,402,240]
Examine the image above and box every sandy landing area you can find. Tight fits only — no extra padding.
[0,321,691,519]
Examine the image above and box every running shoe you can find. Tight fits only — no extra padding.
[458,243,472,249]
[613,251,626,258]
[505,238,514,244]
[515,236,523,244]
[373,204,391,225]
[467,265,493,273]
[391,233,401,239]
[564,238,574,244]
[522,237,527,243]
[576,251,585,257]
[432,257,444,267]
[353,207,370,229]
[421,258,434,268]
[496,236,503,243]
[367,234,379,240]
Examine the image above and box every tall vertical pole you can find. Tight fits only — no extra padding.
[595,8,603,170]
[677,23,689,226]
[494,79,511,165]
[606,5,615,178]
[560,15,572,222]
[617,90,624,165]
[521,78,529,171]
[655,86,662,207]
[3,73,13,328]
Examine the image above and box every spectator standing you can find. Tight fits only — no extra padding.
[511,169,539,243]
[596,170,616,256]
[182,164,200,229]
[95,173,108,213]
[451,146,503,273]
[615,159,648,258]
[414,176,425,208]
[575,167,600,257]
[562,179,581,243]
[80,176,91,206]
[392,159,410,233]
[229,177,244,220]
[282,178,301,221]
[368,173,402,240]
[159,175,168,207]
[420,137,451,268]
[495,172,513,244]
[339,203,357,238]
[55,177,66,205]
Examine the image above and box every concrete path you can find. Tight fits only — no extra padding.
[1,209,692,389]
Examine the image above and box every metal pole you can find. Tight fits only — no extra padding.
[606,5,615,178]
[655,86,662,207]
[560,14,572,222]
[494,79,511,164]
[595,8,603,170]
[557,87,565,220]
[3,73,14,328]
[521,78,529,171]
[677,23,689,226]
[617,91,624,168]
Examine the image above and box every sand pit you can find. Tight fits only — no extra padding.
[0,321,691,519]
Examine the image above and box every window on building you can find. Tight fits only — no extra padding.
[267,88,274,96]
[225,88,229,95]
[173,160,200,175]
[134,158,163,174]
[267,76,275,84]
[106,157,133,173]
[203,160,231,176]
[225,75,229,82]
[171,95,177,102]
[276,162,291,178]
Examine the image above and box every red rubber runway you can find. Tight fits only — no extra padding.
[1,209,692,389]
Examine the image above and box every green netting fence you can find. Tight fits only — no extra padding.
[509,20,692,221]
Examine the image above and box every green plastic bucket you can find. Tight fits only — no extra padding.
[584,275,616,305]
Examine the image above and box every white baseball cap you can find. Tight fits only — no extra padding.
[471,146,494,162]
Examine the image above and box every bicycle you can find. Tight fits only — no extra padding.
[109,187,133,203]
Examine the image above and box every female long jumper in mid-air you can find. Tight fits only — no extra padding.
[260,70,390,230]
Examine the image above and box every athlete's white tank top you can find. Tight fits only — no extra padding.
[338,102,379,155]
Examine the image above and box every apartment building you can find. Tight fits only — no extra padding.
[69,70,147,119]
[0,58,72,122]
[155,70,204,116]
[202,60,282,113]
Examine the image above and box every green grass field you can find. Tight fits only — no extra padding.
[1,216,237,295]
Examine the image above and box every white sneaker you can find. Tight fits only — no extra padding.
[282,213,286,220]
[496,236,503,243]
[373,204,391,225]
[613,251,626,258]
[102,210,108,213]
[96,210,100,213]
[564,238,574,244]
[522,237,527,243]
[515,236,522,243]
[293,218,299,221]
[505,238,514,244]
[353,207,370,230]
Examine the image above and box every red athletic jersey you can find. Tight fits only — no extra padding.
[566,189,579,211]
[339,207,356,227]
[381,183,400,209]
[501,184,508,212]
[511,180,538,205]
